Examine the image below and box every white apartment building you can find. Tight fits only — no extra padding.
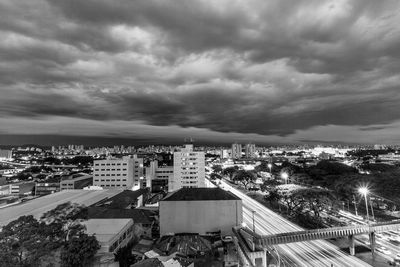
[245,143,256,158]
[169,144,205,192]
[0,149,12,160]
[231,143,242,159]
[93,156,143,190]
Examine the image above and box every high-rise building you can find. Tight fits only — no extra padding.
[245,143,256,158]
[231,143,242,159]
[93,155,143,190]
[169,144,205,192]
[0,149,12,160]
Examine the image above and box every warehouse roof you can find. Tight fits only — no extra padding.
[162,188,240,201]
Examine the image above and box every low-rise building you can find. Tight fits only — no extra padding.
[35,182,59,196]
[82,218,134,254]
[88,207,156,239]
[60,173,93,190]
[160,188,243,236]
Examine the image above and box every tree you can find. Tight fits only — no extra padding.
[0,216,56,267]
[210,173,222,180]
[114,240,137,267]
[60,233,100,267]
[211,165,223,174]
[264,188,280,205]
[232,170,256,189]
[260,179,281,192]
[222,166,239,180]
[40,202,88,242]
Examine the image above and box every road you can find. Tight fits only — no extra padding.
[338,210,400,262]
[219,180,372,267]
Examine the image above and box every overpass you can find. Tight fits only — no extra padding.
[235,220,400,258]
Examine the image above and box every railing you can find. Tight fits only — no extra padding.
[252,221,400,246]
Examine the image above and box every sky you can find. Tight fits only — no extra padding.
[1,0,400,145]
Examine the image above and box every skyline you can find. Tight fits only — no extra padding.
[2,0,400,145]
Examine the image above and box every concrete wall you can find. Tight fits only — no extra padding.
[160,200,243,236]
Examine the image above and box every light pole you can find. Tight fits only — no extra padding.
[353,195,358,216]
[281,172,289,184]
[370,198,375,221]
[252,210,256,233]
[359,187,370,223]
[268,163,272,175]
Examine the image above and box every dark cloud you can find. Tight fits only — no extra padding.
[1,0,400,142]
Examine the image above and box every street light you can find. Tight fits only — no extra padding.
[252,210,256,233]
[268,163,272,175]
[281,172,289,184]
[359,187,370,223]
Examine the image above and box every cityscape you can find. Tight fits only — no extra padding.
[2,1,400,267]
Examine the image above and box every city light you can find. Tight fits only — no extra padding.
[358,187,369,196]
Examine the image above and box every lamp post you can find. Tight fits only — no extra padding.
[252,210,256,233]
[353,195,358,216]
[359,187,370,223]
[281,172,289,184]
[268,163,272,175]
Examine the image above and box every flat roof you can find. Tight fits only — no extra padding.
[0,189,122,226]
[162,188,241,201]
[88,207,155,224]
[83,218,132,244]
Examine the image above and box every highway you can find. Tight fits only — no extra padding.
[337,210,400,262]
[219,180,372,267]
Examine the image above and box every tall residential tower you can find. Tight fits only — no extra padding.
[169,144,205,192]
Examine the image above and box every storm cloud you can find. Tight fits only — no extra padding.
[1,0,400,144]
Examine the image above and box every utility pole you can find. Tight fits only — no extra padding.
[353,195,358,216]
[370,197,375,221]
[252,210,256,233]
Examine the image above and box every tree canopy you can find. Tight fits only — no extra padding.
[232,170,256,189]
[0,203,98,267]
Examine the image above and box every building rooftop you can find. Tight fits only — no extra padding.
[60,173,92,182]
[0,189,122,226]
[162,188,240,201]
[88,207,155,224]
[92,189,148,209]
[83,218,132,244]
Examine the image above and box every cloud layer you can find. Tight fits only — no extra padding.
[1,0,400,144]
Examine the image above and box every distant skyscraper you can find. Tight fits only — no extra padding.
[169,144,205,192]
[93,155,143,190]
[231,143,242,159]
[245,143,256,158]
